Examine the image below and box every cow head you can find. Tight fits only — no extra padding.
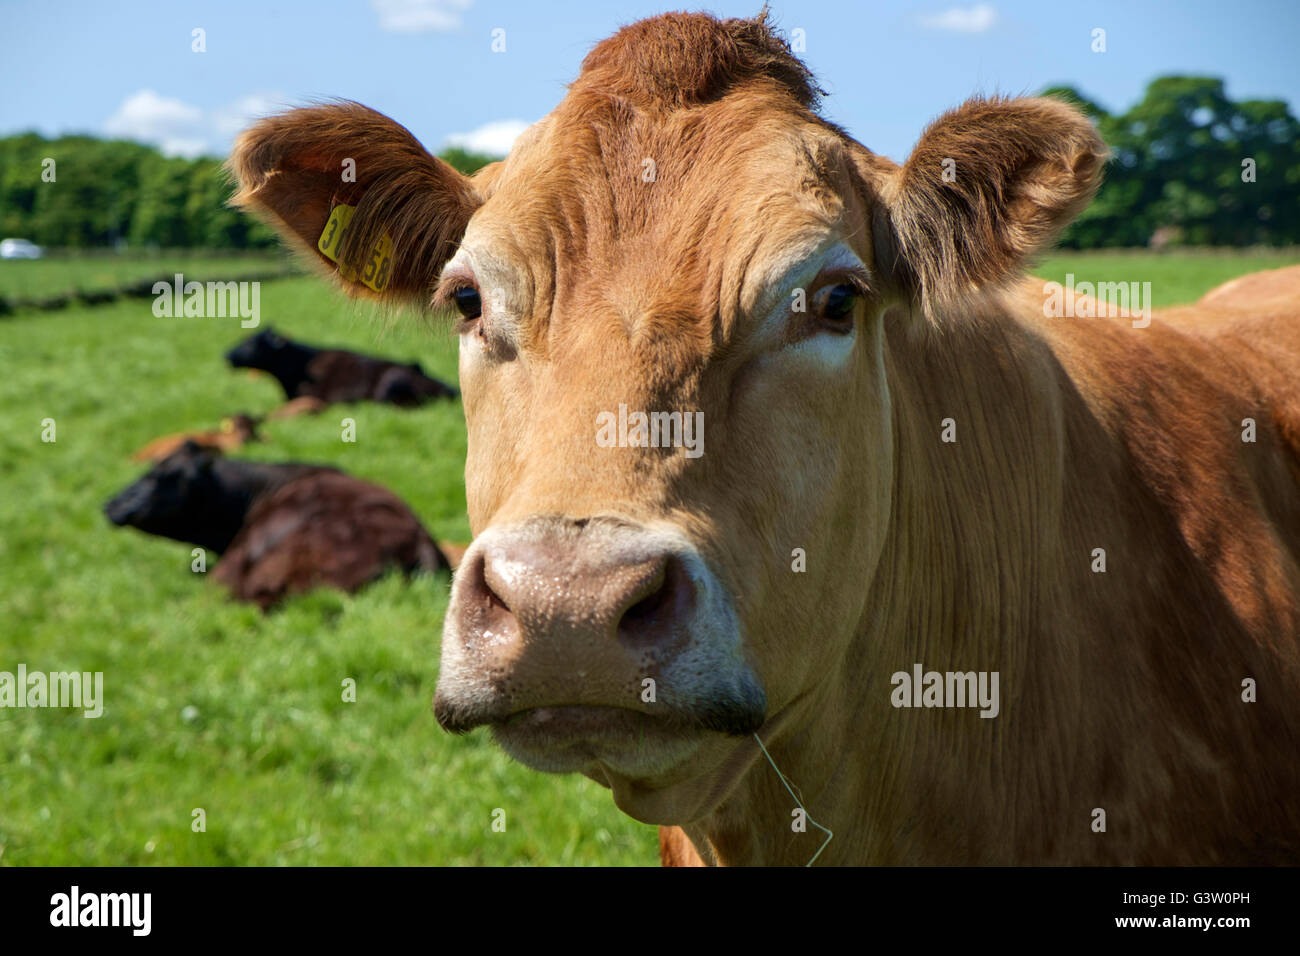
[225,327,294,369]
[230,12,1104,826]
[221,413,262,441]
[105,441,218,539]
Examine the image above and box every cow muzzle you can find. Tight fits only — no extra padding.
[434,515,766,777]
[103,487,146,526]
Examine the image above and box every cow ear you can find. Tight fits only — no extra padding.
[879,96,1107,319]
[228,102,483,305]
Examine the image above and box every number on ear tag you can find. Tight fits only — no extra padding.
[317,204,394,293]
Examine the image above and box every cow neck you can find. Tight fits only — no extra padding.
[682,679,862,865]
[196,459,312,553]
[268,342,320,396]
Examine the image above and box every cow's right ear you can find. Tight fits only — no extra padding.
[856,96,1106,321]
[228,102,483,305]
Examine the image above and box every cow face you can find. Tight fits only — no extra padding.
[105,442,215,540]
[229,13,1103,825]
[225,328,291,369]
[430,107,900,824]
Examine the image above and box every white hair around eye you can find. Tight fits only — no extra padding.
[751,240,868,367]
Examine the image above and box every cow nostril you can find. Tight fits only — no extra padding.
[623,587,666,624]
[484,577,510,614]
[471,554,512,615]
[617,558,686,641]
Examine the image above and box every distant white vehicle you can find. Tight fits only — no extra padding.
[0,238,44,259]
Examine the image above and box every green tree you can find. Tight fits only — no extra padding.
[1048,77,1300,248]
[129,154,197,247]
[437,146,498,176]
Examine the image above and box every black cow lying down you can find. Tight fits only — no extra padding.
[104,442,449,610]
[226,327,457,410]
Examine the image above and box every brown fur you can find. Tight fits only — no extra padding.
[887,97,1108,320]
[659,824,706,866]
[1199,263,1300,312]
[575,11,822,112]
[230,12,1300,864]
[131,414,260,462]
[213,470,447,611]
[266,396,329,420]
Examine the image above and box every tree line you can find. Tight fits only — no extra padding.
[1047,76,1298,247]
[0,136,496,250]
[1,75,1296,250]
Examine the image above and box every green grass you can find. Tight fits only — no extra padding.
[1,249,1296,866]
[0,277,656,865]
[0,251,296,299]
[1034,248,1300,310]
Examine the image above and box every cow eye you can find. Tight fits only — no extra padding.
[453,287,482,320]
[820,284,857,327]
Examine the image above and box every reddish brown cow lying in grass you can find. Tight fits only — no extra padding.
[230,12,1300,864]
[105,442,448,610]
[131,413,262,463]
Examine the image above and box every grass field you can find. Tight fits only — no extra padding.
[1035,248,1300,310]
[0,276,655,866]
[0,251,296,299]
[1,249,1296,866]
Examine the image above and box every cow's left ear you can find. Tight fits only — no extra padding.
[229,102,483,304]
[873,96,1107,319]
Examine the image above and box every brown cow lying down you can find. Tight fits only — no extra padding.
[230,13,1300,864]
[131,413,262,462]
[226,327,457,412]
[105,442,448,610]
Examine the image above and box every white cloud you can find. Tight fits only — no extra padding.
[157,138,210,160]
[103,90,201,148]
[918,4,998,33]
[102,89,286,158]
[445,119,531,156]
[373,0,472,34]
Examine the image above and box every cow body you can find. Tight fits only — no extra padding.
[213,469,448,610]
[105,443,448,610]
[226,328,458,408]
[231,12,1300,864]
[131,413,261,462]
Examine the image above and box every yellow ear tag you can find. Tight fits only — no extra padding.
[317,203,394,293]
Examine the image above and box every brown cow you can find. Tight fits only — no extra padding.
[231,12,1300,864]
[214,469,449,610]
[106,443,449,611]
[131,413,262,462]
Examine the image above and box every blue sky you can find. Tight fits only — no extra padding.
[3,0,1298,163]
